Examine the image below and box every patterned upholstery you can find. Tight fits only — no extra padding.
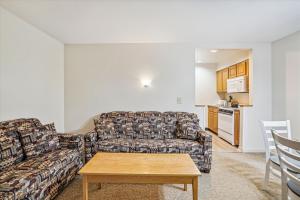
[85,111,212,172]
[19,127,60,159]
[0,131,24,171]
[133,139,167,153]
[57,133,85,163]
[176,118,200,140]
[44,123,56,132]
[0,168,50,200]
[0,118,43,132]
[84,131,98,162]
[98,138,134,153]
[0,118,83,200]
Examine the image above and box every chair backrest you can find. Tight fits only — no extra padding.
[260,120,292,161]
[272,130,300,189]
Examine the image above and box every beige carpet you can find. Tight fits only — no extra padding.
[56,152,281,200]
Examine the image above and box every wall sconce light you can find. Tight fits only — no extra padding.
[210,49,218,53]
[141,79,152,88]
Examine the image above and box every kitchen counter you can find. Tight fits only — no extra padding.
[195,104,253,109]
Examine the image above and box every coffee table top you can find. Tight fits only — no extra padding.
[79,153,201,176]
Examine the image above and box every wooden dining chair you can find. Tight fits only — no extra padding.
[260,120,292,185]
[272,130,300,200]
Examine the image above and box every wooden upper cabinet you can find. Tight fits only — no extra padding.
[229,65,237,78]
[236,59,249,76]
[216,71,223,92]
[222,68,228,92]
[215,59,249,93]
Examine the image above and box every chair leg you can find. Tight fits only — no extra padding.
[281,173,288,200]
[264,160,271,185]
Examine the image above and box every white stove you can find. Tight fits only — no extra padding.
[218,107,237,145]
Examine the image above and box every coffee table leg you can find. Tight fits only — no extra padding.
[98,183,102,190]
[83,175,88,200]
[192,177,198,200]
[184,184,187,191]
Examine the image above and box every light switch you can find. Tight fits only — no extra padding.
[177,97,182,104]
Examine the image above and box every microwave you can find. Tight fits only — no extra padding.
[227,76,248,93]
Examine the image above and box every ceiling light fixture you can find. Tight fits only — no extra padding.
[210,49,218,53]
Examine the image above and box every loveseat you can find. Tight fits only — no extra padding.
[84,111,212,173]
[0,118,84,200]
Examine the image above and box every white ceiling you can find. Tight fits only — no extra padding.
[1,0,300,44]
[195,49,250,66]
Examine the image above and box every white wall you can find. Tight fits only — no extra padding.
[0,7,64,131]
[195,63,220,129]
[272,31,300,139]
[64,44,197,132]
[65,43,271,152]
[195,63,219,105]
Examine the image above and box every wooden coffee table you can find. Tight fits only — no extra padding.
[79,153,201,200]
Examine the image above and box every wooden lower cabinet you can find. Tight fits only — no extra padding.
[234,110,240,146]
[208,106,218,134]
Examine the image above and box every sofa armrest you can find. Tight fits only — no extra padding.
[197,130,212,172]
[84,131,98,163]
[57,133,85,162]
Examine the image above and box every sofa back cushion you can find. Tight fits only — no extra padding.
[94,111,201,140]
[0,118,44,169]
[133,112,169,139]
[19,127,60,158]
[44,123,56,132]
[0,130,24,171]
[95,111,173,140]
[176,118,200,140]
[0,118,43,132]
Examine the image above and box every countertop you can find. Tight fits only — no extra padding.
[195,104,253,109]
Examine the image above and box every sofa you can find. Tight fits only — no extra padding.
[84,111,212,173]
[0,118,84,200]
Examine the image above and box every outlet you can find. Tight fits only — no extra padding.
[177,97,182,104]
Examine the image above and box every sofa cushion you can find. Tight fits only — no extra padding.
[97,138,134,152]
[0,168,51,200]
[19,127,60,158]
[176,118,200,140]
[0,131,24,171]
[97,138,203,155]
[164,139,203,154]
[161,112,177,138]
[15,148,83,180]
[44,122,56,132]
[0,118,43,132]
[133,139,167,153]
[136,122,166,140]
[95,119,117,140]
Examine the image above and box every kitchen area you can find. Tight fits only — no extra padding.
[195,49,253,151]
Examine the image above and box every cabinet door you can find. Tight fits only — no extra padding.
[222,68,228,92]
[213,112,218,133]
[237,60,248,76]
[229,65,237,78]
[216,71,223,92]
[208,111,213,130]
[234,110,240,145]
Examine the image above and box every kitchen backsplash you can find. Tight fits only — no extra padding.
[225,93,251,105]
